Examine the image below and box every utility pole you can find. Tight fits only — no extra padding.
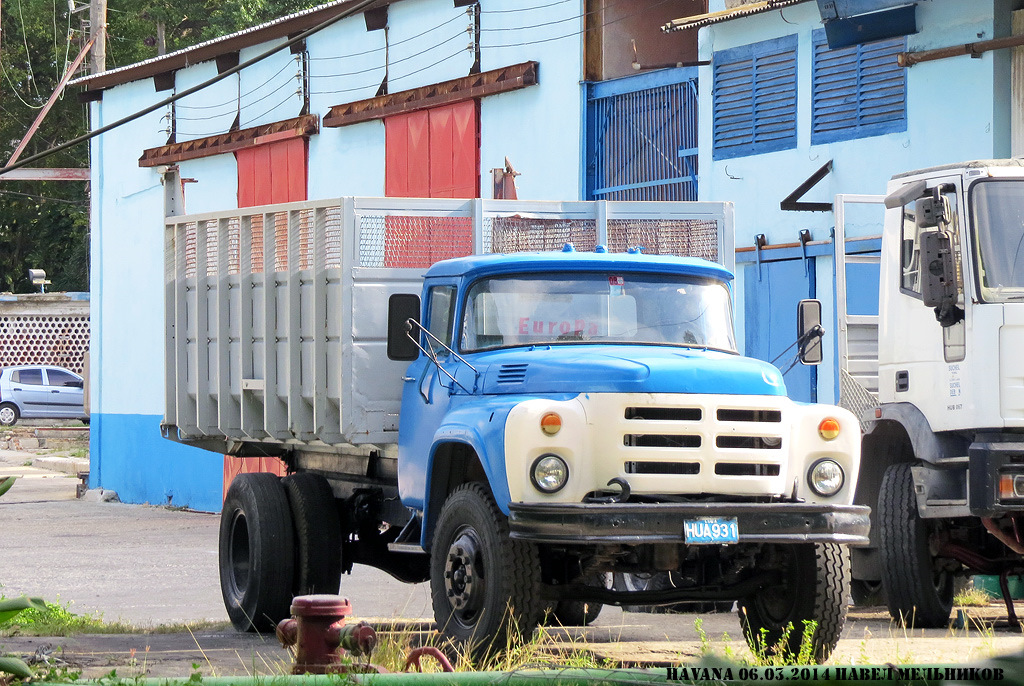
[90,0,106,73]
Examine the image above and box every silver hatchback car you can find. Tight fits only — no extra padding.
[0,365,87,426]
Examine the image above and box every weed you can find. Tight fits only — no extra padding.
[953,586,994,607]
[0,595,228,637]
[68,448,89,459]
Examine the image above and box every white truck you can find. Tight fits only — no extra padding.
[837,159,1024,627]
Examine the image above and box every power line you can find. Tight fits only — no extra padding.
[0,0,380,176]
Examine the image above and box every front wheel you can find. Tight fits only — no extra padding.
[219,473,296,632]
[878,463,955,627]
[430,483,544,660]
[738,544,849,664]
[0,403,19,426]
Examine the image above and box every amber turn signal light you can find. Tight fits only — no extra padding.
[540,412,562,436]
[818,417,841,441]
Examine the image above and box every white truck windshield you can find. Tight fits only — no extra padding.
[461,272,737,353]
[971,180,1024,302]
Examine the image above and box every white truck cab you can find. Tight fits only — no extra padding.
[856,159,1024,627]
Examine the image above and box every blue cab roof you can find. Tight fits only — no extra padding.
[423,248,734,281]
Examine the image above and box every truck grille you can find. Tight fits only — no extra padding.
[602,397,788,495]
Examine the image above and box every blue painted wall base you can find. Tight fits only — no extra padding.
[89,414,224,512]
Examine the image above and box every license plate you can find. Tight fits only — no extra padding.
[683,517,739,545]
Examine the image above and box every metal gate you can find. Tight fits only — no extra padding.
[586,69,699,202]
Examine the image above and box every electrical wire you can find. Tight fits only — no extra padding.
[0,61,45,109]
[0,189,88,206]
[479,0,571,14]
[307,10,466,62]
[239,88,303,129]
[308,27,466,80]
[176,55,300,111]
[0,0,381,176]
[309,44,469,96]
[482,0,677,48]
[16,0,42,99]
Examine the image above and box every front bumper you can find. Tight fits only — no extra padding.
[508,501,871,546]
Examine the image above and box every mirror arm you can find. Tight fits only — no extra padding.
[405,319,479,393]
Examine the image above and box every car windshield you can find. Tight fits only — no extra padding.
[460,272,737,353]
[971,179,1024,302]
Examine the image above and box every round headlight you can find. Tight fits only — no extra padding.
[531,454,569,493]
[808,458,845,497]
[818,417,841,441]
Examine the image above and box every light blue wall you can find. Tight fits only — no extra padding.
[479,0,585,200]
[89,78,224,508]
[90,0,588,510]
[697,0,1006,402]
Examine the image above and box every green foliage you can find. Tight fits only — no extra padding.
[0,0,323,294]
[0,596,47,678]
[0,476,16,498]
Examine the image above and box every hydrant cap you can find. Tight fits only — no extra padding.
[290,594,352,617]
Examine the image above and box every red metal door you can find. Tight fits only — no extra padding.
[384,101,478,267]
[236,136,308,208]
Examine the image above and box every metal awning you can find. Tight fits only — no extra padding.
[663,0,811,33]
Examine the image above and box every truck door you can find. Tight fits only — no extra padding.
[398,283,463,509]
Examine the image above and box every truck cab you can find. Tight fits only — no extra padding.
[856,159,1024,627]
[388,247,868,660]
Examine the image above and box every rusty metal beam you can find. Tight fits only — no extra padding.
[138,115,319,167]
[898,33,1024,67]
[8,37,95,167]
[323,61,538,128]
[0,168,91,181]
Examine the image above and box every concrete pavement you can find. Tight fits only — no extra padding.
[3,447,1024,678]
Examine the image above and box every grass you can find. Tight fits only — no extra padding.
[0,596,229,637]
[954,586,995,607]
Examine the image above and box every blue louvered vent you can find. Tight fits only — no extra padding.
[497,363,529,384]
[712,35,798,160]
[811,31,906,144]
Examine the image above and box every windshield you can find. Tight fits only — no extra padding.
[971,179,1024,302]
[460,272,737,353]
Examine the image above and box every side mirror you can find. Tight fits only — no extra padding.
[920,230,958,311]
[387,294,421,361]
[797,299,823,365]
[914,195,950,229]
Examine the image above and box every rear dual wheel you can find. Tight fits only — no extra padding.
[219,472,342,632]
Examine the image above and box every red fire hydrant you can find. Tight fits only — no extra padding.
[276,595,378,674]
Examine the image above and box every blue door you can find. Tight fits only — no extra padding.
[743,257,817,402]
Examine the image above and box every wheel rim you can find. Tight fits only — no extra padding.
[227,510,251,596]
[752,550,798,625]
[0,407,14,424]
[443,527,485,625]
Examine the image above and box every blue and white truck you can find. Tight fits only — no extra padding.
[162,197,868,661]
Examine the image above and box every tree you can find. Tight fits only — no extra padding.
[0,0,323,293]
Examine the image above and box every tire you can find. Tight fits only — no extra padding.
[850,578,885,607]
[430,483,544,659]
[282,472,342,596]
[0,403,19,426]
[550,599,603,626]
[738,544,849,663]
[219,473,296,632]
[878,462,954,627]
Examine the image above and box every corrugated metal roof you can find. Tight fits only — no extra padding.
[663,0,811,33]
[70,0,391,92]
